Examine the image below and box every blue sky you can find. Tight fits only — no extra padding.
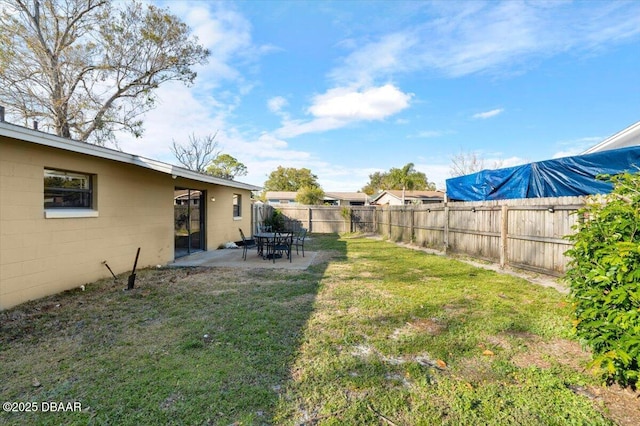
[117,0,640,191]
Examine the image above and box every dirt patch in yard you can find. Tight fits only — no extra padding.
[389,317,447,340]
[587,384,640,426]
[508,334,640,425]
[511,336,590,371]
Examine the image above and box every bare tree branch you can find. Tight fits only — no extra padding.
[0,0,209,144]
[449,151,485,177]
[170,133,221,173]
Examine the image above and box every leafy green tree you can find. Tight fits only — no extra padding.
[565,172,640,387]
[361,171,386,195]
[263,166,320,192]
[0,0,209,144]
[387,163,428,203]
[295,186,325,205]
[361,163,435,196]
[206,154,248,180]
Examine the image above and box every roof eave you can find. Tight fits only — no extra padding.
[0,121,261,191]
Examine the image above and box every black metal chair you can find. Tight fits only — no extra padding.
[239,228,256,261]
[258,224,272,233]
[268,232,293,263]
[292,228,307,257]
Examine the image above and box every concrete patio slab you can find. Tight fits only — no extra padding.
[168,248,317,270]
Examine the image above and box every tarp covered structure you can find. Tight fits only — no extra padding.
[445,146,640,201]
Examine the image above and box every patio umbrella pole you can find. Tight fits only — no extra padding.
[126,247,141,290]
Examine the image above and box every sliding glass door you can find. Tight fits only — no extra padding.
[174,188,205,258]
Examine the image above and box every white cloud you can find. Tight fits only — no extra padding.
[329,2,640,84]
[267,96,288,113]
[117,81,225,162]
[309,84,411,120]
[275,117,346,139]
[164,1,275,91]
[329,33,417,86]
[414,163,451,191]
[493,156,528,169]
[413,130,446,138]
[552,137,603,159]
[472,109,504,119]
[276,84,412,138]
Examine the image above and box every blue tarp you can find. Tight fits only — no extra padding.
[445,146,640,201]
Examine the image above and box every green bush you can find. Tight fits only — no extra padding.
[264,209,286,232]
[565,172,640,387]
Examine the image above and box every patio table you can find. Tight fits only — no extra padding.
[254,232,276,259]
[254,232,292,261]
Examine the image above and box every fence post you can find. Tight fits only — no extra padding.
[410,207,415,243]
[500,205,508,268]
[388,208,392,239]
[443,202,449,254]
[373,207,378,234]
[308,207,312,233]
[349,207,354,233]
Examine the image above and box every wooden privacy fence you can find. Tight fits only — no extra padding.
[256,204,377,234]
[377,196,585,276]
[254,196,585,276]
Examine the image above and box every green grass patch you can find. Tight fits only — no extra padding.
[0,234,624,425]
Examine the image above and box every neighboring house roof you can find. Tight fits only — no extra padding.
[0,120,261,191]
[265,191,298,200]
[324,192,371,202]
[371,190,445,204]
[582,120,640,154]
[264,191,372,203]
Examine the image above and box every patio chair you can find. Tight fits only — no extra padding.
[292,228,307,257]
[267,232,293,263]
[239,228,257,261]
[257,224,272,233]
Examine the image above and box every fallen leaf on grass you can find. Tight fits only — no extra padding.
[436,359,447,369]
[482,350,495,356]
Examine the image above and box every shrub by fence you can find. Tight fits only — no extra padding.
[258,205,377,234]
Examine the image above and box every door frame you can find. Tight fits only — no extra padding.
[174,188,206,258]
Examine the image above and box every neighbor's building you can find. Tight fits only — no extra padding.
[371,190,445,205]
[582,120,640,154]
[264,191,372,206]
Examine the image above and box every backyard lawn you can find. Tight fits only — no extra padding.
[0,234,637,425]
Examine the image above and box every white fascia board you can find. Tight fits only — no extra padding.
[0,122,261,191]
[582,120,640,154]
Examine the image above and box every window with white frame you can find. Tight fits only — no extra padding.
[44,168,93,209]
[233,194,241,218]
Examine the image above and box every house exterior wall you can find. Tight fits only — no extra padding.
[192,182,253,246]
[0,136,253,310]
[375,193,401,205]
[266,198,296,206]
